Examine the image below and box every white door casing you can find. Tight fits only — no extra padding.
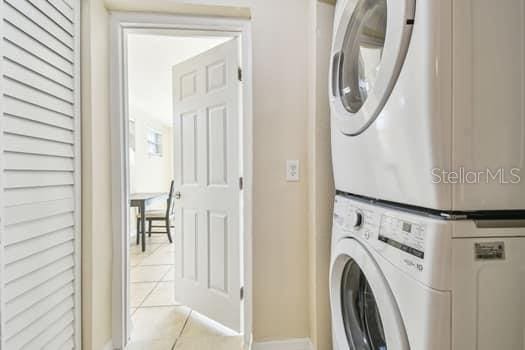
[172,38,242,332]
[0,0,81,349]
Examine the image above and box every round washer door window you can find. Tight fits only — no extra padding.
[329,239,410,350]
[330,0,415,135]
[341,259,387,349]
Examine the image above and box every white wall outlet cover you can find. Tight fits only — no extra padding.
[286,160,300,181]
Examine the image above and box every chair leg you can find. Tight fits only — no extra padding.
[136,217,140,245]
[166,218,173,243]
[148,219,152,237]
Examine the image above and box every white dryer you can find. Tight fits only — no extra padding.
[330,0,525,211]
[330,194,525,350]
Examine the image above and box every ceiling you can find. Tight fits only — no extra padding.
[127,33,232,126]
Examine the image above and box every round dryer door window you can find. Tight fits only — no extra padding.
[339,0,387,114]
[330,239,410,350]
[330,0,415,135]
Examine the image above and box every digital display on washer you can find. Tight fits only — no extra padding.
[377,235,424,259]
[379,215,425,259]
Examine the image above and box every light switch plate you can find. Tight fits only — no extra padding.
[286,160,300,182]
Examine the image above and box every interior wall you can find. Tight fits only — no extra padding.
[82,0,333,348]
[129,110,173,194]
[308,2,336,350]
[81,1,112,349]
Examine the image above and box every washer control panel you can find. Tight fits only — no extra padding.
[333,196,381,240]
[379,215,426,259]
[333,195,452,290]
[334,195,426,261]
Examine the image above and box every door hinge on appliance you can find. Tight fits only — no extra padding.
[239,177,244,190]
[240,286,244,300]
[238,67,243,82]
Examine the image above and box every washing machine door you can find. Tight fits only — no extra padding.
[330,239,409,350]
[330,0,415,136]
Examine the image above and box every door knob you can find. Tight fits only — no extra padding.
[175,191,181,200]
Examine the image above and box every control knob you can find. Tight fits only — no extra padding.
[349,210,364,229]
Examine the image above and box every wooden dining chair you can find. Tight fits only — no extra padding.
[136,180,175,243]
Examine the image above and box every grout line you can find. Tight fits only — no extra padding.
[133,280,160,309]
[128,242,178,347]
[134,304,183,309]
[172,310,192,350]
[158,265,174,282]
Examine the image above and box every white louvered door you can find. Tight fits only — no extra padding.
[0,0,81,349]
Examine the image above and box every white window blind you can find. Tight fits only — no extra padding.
[0,0,81,349]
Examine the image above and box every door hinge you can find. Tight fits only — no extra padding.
[238,67,243,82]
[239,177,244,190]
[240,286,244,300]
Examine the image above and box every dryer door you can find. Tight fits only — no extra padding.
[330,0,415,135]
[330,239,409,350]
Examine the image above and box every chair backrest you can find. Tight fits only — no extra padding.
[166,180,175,218]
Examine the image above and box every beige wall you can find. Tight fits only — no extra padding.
[81,0,112,349]
[82,0,334,348]
[129,112,173,194]
[308,3,336,350]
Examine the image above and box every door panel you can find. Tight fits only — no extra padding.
[182,208,199,281]
[207,105,228,186]
[208,211,228,293]
[173,38,241,332]
[181,112,199,185]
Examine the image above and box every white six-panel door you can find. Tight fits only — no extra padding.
[172,38,242,332]
[0,0,81,348]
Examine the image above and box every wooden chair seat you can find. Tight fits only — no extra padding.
[137,210,174,219]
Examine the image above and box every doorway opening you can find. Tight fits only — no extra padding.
[110,13,253,350]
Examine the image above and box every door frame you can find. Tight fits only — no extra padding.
[109,12,253,349]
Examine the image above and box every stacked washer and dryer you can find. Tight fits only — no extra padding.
[329,0,525,350]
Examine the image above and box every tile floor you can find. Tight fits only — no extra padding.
[128,235,243,350]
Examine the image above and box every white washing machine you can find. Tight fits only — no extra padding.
[330,194,525,350]
[330,0,525,211]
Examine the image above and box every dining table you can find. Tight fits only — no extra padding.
[130,192,168,252]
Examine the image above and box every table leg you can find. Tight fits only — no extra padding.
[140,202,146,252]
[136,209,140,245]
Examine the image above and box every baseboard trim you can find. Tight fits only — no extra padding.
[252,338,313,350]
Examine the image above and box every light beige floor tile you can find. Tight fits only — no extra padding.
[161,267,175,281]
[148,236,172,244]
[130,282,156,307]
[130,253,147,267]
[142,282,179,307]
[140,247,175,266]
[179,312,237,339]
[131,266,171,283]
[127,338,175,350]
[130,243,162,256]
[173,335,243,350]
[156,242,175,253]
[131,306,190,343]
[130,307,137,316]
